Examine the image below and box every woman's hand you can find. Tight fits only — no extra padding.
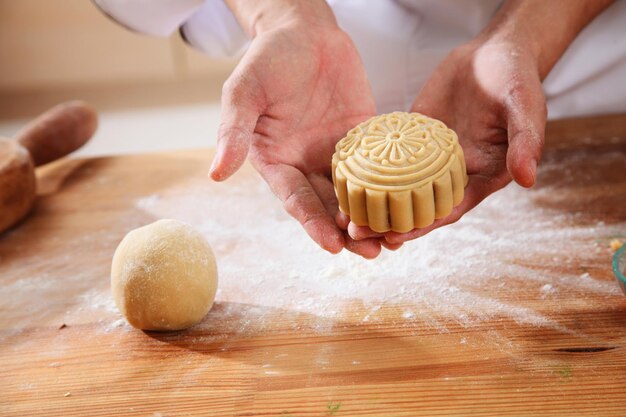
[210,1,383,258]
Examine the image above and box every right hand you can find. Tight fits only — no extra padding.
[345,38,547,245]
[209,5,387,258]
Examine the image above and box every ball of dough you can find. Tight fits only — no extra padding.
[111,219,218,331]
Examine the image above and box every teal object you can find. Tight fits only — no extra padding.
[613,243,626,294]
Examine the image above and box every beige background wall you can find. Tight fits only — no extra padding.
[0,0,236,118]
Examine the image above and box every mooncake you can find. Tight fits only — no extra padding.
[332,112,468,233]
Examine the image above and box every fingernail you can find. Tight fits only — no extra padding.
[529,158,537,184]
[208,150,222,179]
[347,224,360,240]
[385,234,399,245]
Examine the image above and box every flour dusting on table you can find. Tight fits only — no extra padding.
[125,149,623,336]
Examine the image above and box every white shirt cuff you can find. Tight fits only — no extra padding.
[93,0,204,37]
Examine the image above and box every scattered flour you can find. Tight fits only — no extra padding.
[3,144,622,345]
[402,310,416,319]
[123,146,624,336]
[80,288,118,314]
[136,194,161,209]
[540,283,556,296]
[104,318,128,333]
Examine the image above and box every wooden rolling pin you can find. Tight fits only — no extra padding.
[0,101,98,234]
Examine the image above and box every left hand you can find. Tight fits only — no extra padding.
[346,37,547,244]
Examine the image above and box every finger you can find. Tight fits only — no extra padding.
[209,75,262,181]
[313,180,355,233]
[347,222,384,240]
[383,174,506,244]
[336,212,350,230]
[381,240,403,251]
[307,173,340,218]
[303,174,382,258]
[258,163,345,254]
[505,83,547,188]
[344,236,382,259]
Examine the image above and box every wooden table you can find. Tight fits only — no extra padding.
[1,115,626,416]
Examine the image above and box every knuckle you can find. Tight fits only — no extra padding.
[221,77,247,107]
[283,187,310,212]
[283,187,321,223]
[217,122,249,142]
[504,80,528,110]
[222,71,258,106]
[221,76,238,98]
[301,213,326,230]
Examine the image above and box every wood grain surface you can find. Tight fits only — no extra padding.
[1,115,626,417]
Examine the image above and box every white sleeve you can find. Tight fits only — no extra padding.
[180,0,250,58]
[93,0,250,58]
[93,0,205,37]
[543,0,626,118]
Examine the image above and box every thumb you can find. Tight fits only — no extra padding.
[209,77,261,181]
[505,85,547,188]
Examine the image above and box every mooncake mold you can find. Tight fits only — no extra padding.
[332,112,468,233]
